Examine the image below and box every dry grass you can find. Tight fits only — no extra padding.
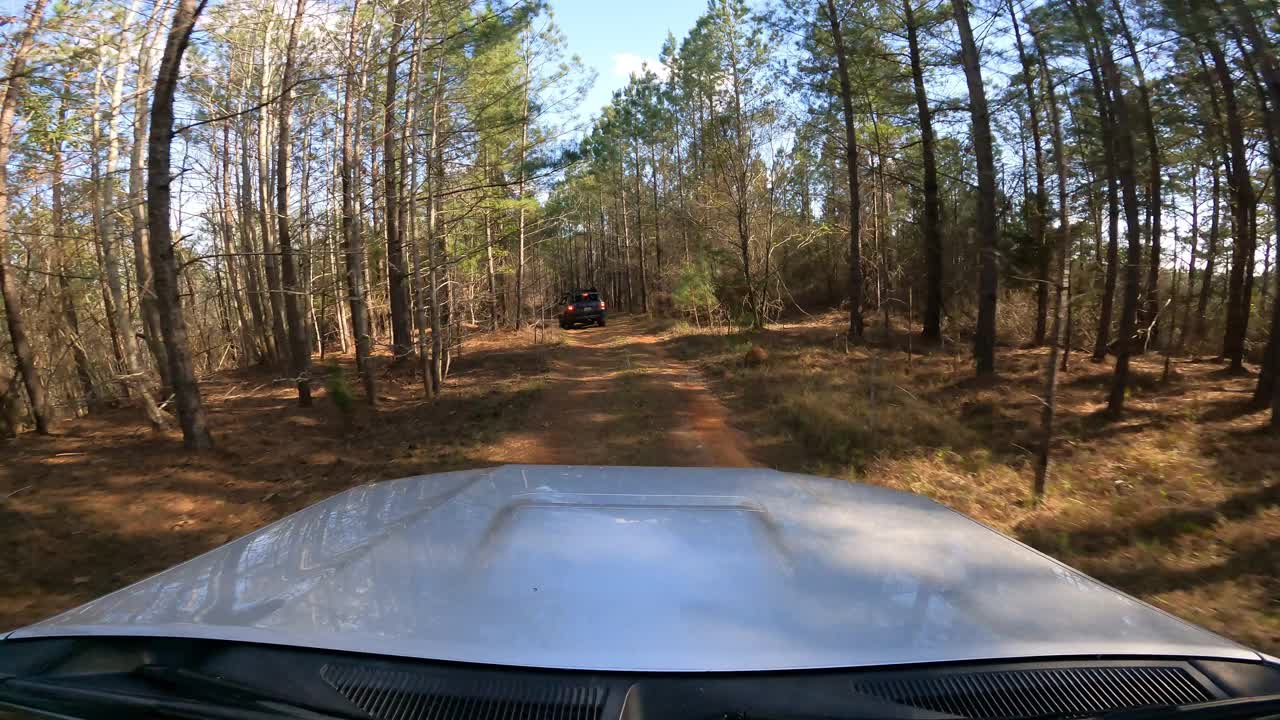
[662,311,1280,654]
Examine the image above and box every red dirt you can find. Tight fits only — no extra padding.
[488,315,755,467]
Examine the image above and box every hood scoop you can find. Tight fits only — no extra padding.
[850,663,1216,718]
[321,662,607,720]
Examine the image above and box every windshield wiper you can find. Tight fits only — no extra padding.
[1086,694,1280,720]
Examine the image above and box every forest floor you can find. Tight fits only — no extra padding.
[2,312,1277,656]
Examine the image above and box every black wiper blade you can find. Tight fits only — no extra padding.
[1087,694,1280,720]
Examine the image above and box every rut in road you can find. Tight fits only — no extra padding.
[489,316,754,467]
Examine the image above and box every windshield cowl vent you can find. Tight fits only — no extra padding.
[321,663,606,720]
[851,664,1215,719]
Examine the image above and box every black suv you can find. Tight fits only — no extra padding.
[559,289,607,329]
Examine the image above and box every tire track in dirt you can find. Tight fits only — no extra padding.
[487,316,755,467]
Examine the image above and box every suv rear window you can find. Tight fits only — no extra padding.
[568,293,600,305]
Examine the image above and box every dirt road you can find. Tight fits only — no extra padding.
[487,316,754,467]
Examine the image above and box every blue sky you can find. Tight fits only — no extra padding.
[549,0,706,121]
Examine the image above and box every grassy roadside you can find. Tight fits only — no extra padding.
[661,312,1280,655]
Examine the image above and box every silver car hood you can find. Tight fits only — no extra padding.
[9,465,1255,672]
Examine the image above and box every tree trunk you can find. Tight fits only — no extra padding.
[406,49,429,399]
[257,17,289,366]
[98,0,170,430]
[619,191,633,311]
[903,0,943,342]
[1009,0,1048,346]
[823,0,864,339]
[1073,8,1119,364]
[341,0,377,405]
[218,122,254,363]
[952,0,999,374]
[0,0,52,434]
[1029,20,1070,499]
[651,144,663,286]
[383,3,412,357]
[130,13,170,388]
[1179,170,1199,351]
[88,55,127,384]
[1230,0,1280,406]
[1109,0,1162,348]
[1198,160,1222,342]
[1206,39,1255,372]
[485,207,498,330]
[514,30,532,329]
[276,0,312,405]
[427,53,447,393]
[237,117,273,363]
[1077,0,1142,415]
[147,0,214,449]
[51,110,99,414]
[633,141,649,313]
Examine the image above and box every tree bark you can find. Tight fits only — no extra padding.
[0,0,53,434]
[1029,20,1070,499]
[383,3,412,358]
[952,0,999,374]
[52,99,98,413]
[903,0,942,342]
[147,0,214,449]
[1229,0,1280,407]
[237,115,273,363]
[1076,0,1142,415]
[275,0,312,405]
[632,141,649,313]
[1178,170,1199,351]
[1109,0,1162,348]
[651,144,663,286]
[1205,38,1255,372]
[341,0,377,405]
[130,11,171,389]
[427,52,447,393]
[823,0,864,339]
[1071,3,1119,364]
[255,28,288,367]
[88,55,127,383]
[514,29,532,329]
[1009,0,1049,346]
[217,121,254,363]
[98,0,170,430]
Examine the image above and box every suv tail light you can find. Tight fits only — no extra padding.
[566,305,574,312]
[600,301,606,310]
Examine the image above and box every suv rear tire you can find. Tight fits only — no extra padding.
[598,318,606,327]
